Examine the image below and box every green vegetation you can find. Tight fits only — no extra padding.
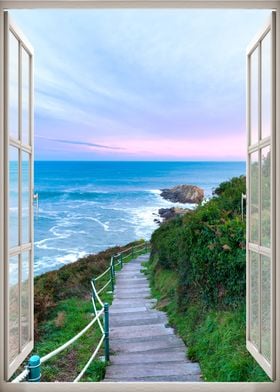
[147,176,270,382]
[27,240,145,382]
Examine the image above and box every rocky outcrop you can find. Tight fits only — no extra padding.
[154,207,191,223]
[160,185,204,204]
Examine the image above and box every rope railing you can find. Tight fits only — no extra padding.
[12,241,150,383]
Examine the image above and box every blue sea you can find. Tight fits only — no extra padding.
[34,161,245,275]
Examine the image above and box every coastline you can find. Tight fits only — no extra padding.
[33,160,245,275]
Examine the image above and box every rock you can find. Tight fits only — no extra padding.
[158,207,190,222]
[160,185,204,204]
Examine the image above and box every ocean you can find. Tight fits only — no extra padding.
[34,161,245,275]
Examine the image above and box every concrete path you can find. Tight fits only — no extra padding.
[104,254,202,382]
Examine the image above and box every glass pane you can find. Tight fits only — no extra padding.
[250,251,259,348]
[250,47,259,145]
[9,31,19,140]
[21,252,30,348]
[22,47,30,145]
[250,151,259,243]
[261,255,271,361]
[22,152,30,244]
[261,31,272,140]
[9,255,19,364]
[261,147,271,248]
[9,147,19,248]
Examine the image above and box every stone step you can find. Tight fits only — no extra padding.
[115,282,150,288]
[112,298,156,305]
[116,273,144,278]
[110,298,156,309]
[113,293,151,299]
[109,351,188,365]
[103,374,202,382]
[110,317,168,328]
[105,361,201,379]
[110,335,186,353]
[110,324,173,339]
[109,310,167,321]
[110,306,147,314]
[112,302,155,308]
[114,287,150,293]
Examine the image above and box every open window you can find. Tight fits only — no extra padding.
[4,12,34,379]
[0,6,278,386]
[246,11,276,380]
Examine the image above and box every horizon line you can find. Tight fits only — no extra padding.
[34,159,246,163]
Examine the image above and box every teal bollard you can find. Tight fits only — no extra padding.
[27,355,41,382]
[104,303,110,361]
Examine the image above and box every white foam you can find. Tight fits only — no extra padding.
[56,251,87,264]
[149,189,161,195]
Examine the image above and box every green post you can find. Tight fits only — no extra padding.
[132,247,134,259]
[120,253,123,268]
[110,265,114,292]
[112,257,116,279]
[145,242,148,252]
[104,303,110,361]
[27,355,41,382]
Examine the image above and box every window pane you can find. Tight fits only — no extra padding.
[261,147,271,248]
[261,255,271,362]
[9,255,19,364]
[22,47,30,145]
[22,152,30,244]
[9,147,19,248]
[250,47,259,145]
[261,31,271,140]
[250,251,259,348]
[21,252,30,348]
[9,31,19,140]
[250,151,259,243]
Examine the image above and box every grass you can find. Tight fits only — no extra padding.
[33,288,113,381]
[143,257,270,382]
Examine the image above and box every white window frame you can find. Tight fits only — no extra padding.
[4,11,35,380]
[246,13,276,379]
[0,1,280,392]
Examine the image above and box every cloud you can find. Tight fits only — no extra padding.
[11,9,271,160]
[36,135,124,150]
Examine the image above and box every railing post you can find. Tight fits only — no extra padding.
[120,253,123,268]
[132,246,134,259]
[104,303,110,361]
[110,264,114,292]
[112,257,116,279]
[27,355,41,382]
[145,242,148,252]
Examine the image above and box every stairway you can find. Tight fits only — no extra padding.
[103,254,202,382]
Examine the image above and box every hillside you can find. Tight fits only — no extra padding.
[31,240,144,381]
[146,176,269,382]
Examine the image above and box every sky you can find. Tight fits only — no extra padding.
[11,9,271,161]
